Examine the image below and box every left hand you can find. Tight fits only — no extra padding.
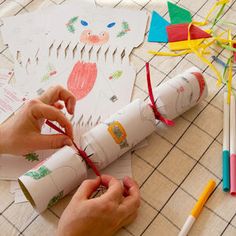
[0,85,76,155]
[57,175,140,236]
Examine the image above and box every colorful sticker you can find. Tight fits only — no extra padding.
[117,21,130,38]
[24,153,39,162]
[66,16,78,33]
[24,165,51,180]
[41,64,57,82]
[109,70,123,80]
[47,191,64,208]
[107,121,129,149]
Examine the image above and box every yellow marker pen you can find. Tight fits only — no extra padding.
[178,180,216,236]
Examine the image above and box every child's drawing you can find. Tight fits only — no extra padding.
[109,70,123,80]
[24,153,39,162]
[66,16,78,33]
[67,61,97,100]
[24,165,52,180]
[41,64,57,82]
[79,19,116,45]
[117,21,130,37]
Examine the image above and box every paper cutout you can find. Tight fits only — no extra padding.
[67,61,97,100]
[148,11,170,43]
[169,39,204,51]
[1,3,148,124]
[168,1,192,24]
[166,24,212,42]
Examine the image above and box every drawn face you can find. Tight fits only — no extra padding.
[80,30,110,45]
[79,20,116,45]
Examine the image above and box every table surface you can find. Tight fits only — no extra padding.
[0,0,236,235]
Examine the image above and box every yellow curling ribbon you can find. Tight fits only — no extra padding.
[148,0,234,90]
[227,29,233,104]
[187,23,222,85]
[148,50,192,57]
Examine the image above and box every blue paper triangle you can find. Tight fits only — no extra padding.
[148,11,170,43]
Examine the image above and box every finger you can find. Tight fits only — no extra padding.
[123,176,140,198]
[29,133,73,150]
[31,103,73,138]
[53,102,64,110]
[118,177,140,215]
[73,177,101,201]
[99,175,124,204]
[39,86,76,115]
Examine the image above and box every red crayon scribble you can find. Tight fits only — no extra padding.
[67,61,97,100]
[192,72,205,101]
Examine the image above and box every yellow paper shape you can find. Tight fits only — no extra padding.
[169,39,204,51]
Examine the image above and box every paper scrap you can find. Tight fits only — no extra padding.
[168,1,192,24]
[169,39,204,51]
[148,11,170,43]
[166,23,211,42]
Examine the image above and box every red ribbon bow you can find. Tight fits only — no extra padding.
[145,62,174,126]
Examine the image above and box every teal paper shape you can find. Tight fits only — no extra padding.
[148,11,170,43]
[168,1,192,24]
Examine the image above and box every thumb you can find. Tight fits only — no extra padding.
[33,134,73,150]
[74,177,101,201]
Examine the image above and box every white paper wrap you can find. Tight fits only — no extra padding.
[81,99,156,170]
[153,67,208,119]
[18,146,87,213]
[18,68,208,213]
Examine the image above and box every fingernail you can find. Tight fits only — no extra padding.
[64,138,73,146]
[68,98,75,114]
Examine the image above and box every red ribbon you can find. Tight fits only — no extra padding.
[46,120,101,177]
[145,62,174,126]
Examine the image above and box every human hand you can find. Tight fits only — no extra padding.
[57,175,140,236]
[0,85,76,155]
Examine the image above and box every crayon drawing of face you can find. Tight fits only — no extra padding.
[79,20,116,45]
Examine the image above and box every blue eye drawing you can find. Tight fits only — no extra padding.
[81,20,88,26]
[107,22,116,28]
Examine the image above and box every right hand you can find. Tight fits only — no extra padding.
[57,175,140,236]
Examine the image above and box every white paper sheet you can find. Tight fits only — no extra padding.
[1,3,148,124]
[0,68,14,87]
[0,85,25,124]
